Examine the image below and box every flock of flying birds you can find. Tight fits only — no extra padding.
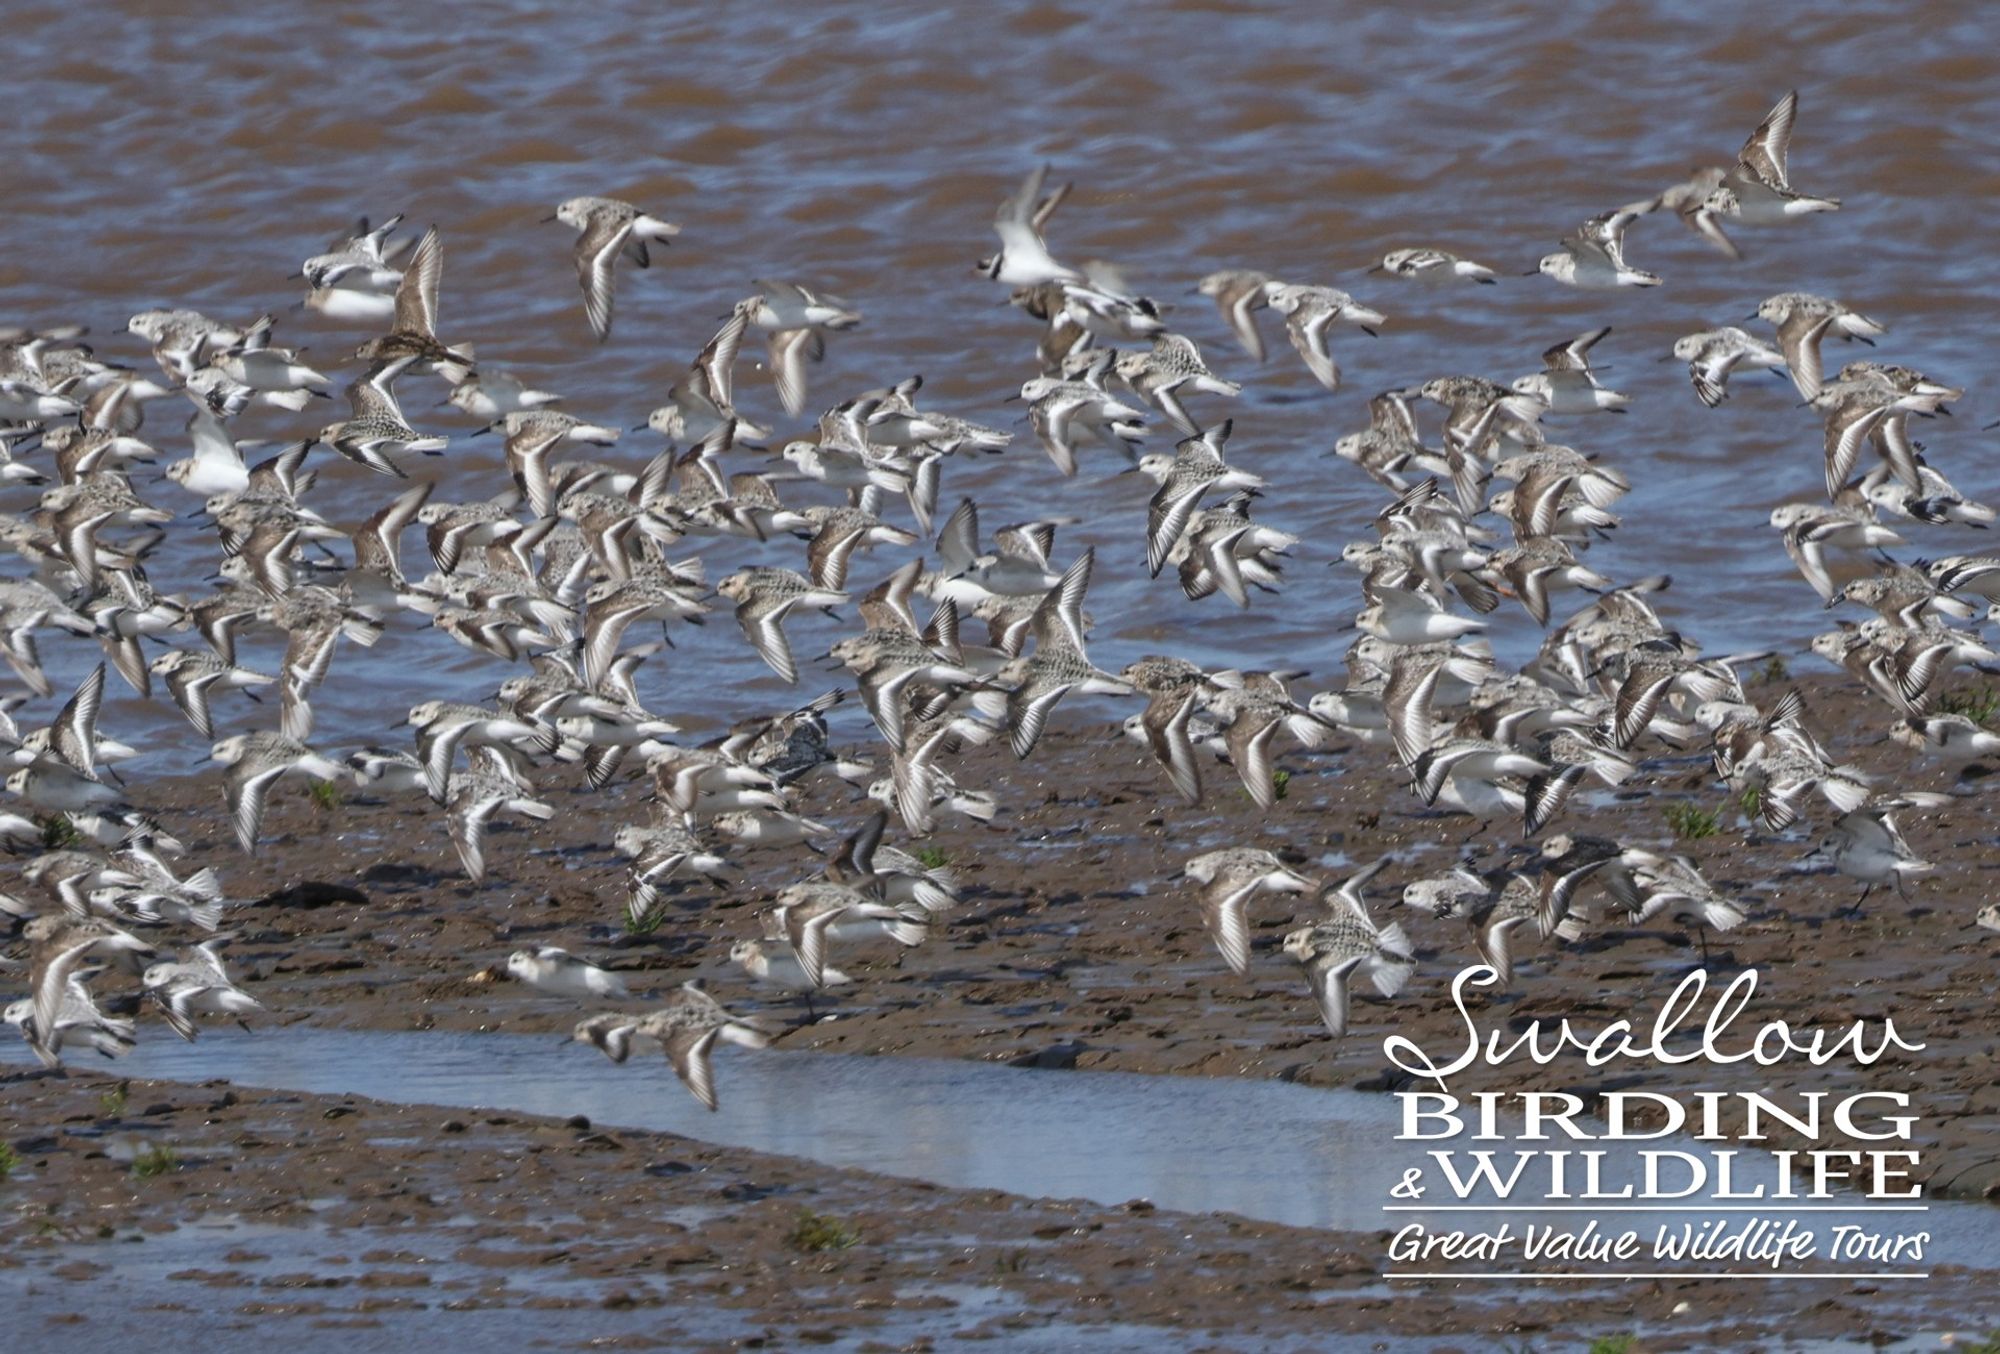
[4,90,1993,1112]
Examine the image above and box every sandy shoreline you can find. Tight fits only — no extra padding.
[6,1068,1997,1351]
[7,674,2000,1345]
[90,677,2000,1186]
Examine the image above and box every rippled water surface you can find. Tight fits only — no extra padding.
[6,1027,1991,1272]
[5,1,1998,759]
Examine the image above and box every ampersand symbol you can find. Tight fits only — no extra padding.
[1391,1167,1425,1199]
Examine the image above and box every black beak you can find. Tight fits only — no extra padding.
[539,214,559,224]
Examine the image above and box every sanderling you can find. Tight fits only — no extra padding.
[829,625,986,753]
[799,503,919,591]
[1832,568,1973,627]
[1815,384,1919,500]
[22,914,153,1057]
[1770,501,1905,601]
[1553,844,1745,944]
[0,580,96,697]
[1018,376,1146,477]
[446,358,562,422]
[1144,422,1264,577]
[1115,699,1212,807]
[716,567,849,684]
[1628,165,1735,256]
[647,742,786,818]
[579,575,711,689]
[212,334,329,395]
[11,664,129,782]
[163,404,253,497]
[345,746,427,795]
[300,213,408,294]
[1185,846,1315,976]
[1172,494,1296,608]
[406,699,555,802]
[1409,734,1550,817]
[572,982,770,1112]
[928,497,1071,607]
[553,196,681,342]
[1512,327,1626,415]
[1372,248,1495,284]
[881,695,994,831]
[1927,555,2000,607]
[144,938,261,1040]
[979,164,1081,287]
[1282,909,1414,1037]
[771,880,928,990]
[126,308,255,382]
[445,755,554,883]
[6,756,126,816]
[1806,798,1939,911]
[1755,292,1886,401]
[823,815,960,917]
[1202,671,1335,809]
[1489,537,1612,627]
[1358,584,1487,646]
[709,807,830,850]
[4,970,134,1069]
[209,731,347,854]
[1673,326,1788,407]
[1263,283,1384,390]
[1695,90,1841,236]
[45,475,175,590]
[352,226,473,374]
[731,936,852,996]
[319,355,448,476]
[149,649,275,738]
[1116,333,1239,436]
[1194,269,1274,360]
[507,946,629,999]
[615,818,731,922]
[994,549,1134,758]
[738,279,861,416]
[1536,210,1658,288]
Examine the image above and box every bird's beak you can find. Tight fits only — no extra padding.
[539,214,559,224]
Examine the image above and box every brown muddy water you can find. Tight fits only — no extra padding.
[1,0,1997,755]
